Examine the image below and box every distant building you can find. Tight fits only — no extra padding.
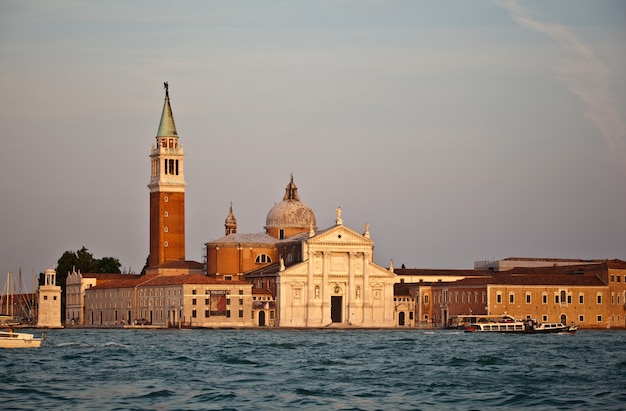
[403,260,626,329]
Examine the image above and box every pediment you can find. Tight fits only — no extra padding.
[308,224,373,246]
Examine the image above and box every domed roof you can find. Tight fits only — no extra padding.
[265,175,317,231]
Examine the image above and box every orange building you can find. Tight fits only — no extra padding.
[405,260,626,329]
[205,175,315,281]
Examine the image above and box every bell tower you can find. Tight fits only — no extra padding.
[148,82,187,267]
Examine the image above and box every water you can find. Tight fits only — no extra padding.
[1,329,624,410]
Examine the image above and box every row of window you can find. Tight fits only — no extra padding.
[495,291,611,305]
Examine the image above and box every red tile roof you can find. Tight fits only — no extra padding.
[90,273,248,289]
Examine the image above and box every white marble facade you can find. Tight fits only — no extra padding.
[276,222,397,328]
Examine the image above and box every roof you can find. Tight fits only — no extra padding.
[394,268,493,277]
[264,176,317,230]
[90,273,248,289]
[207,232,280,245]
[149,260,204,270]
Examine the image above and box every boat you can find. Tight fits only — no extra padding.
[465,319,578,334]
[0,329,44,348]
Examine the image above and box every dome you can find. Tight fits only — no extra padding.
[265,176,317,233]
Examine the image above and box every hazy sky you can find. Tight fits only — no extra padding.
[1,0,625,291]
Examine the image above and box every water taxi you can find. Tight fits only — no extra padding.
[465,320,578,334]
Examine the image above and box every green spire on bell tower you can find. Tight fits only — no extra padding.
[157,81,178,137]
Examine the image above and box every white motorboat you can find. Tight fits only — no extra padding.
[465,320,578,334]
[0,329,44,348]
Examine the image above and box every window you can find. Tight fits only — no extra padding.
[542,293,548,304]
[164,226,168,232]
[239,298,243,306]
[205,310,209,318]
[579,294,584,304]
[239,289,243,295]
[555,295,560,304]
[192,298,196,305]
[192,289,196,295]
[239,310,244,318]
[509,293,514,304]
[226,310,231,318]
[526,293,531,304]
[542,315,548,322]
[255,254,272,264]
[597,294,602,304]
[597,315,602,322]
[618,276,621,283]
[279,229,285,240]
[496,293,502,304]
[205,298,209,305]
[192,309,197,318]
[579,315,584,322]
[424,295,429,304]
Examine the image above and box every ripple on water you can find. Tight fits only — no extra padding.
[2,329,625,411]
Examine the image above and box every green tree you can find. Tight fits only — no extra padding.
[98,257,122,274]
[55,246,123,288]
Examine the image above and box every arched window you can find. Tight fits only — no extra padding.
[255,254,272,264]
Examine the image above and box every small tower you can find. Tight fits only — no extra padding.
[148,82,187,267]
[37,268,63,328]
[225,203,237,235]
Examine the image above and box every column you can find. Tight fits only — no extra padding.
[322,251,330,324]
[348,252,355,325]
[306,250,314,326]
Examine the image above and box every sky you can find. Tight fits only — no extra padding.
[1,0,625,292]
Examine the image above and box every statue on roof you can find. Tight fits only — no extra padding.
[164,81,169,97]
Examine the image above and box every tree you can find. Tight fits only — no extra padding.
[55,246,123,288]
[98,257,122,274]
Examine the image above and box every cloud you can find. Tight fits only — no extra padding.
[497,0,626,175]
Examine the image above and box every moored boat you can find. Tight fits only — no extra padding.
[0,329,44,348]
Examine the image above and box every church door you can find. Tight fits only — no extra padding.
[398,312,405,326]
[259,311,266,327]
[331,296,342,323]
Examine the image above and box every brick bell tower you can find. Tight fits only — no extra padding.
[148,82,187,267]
